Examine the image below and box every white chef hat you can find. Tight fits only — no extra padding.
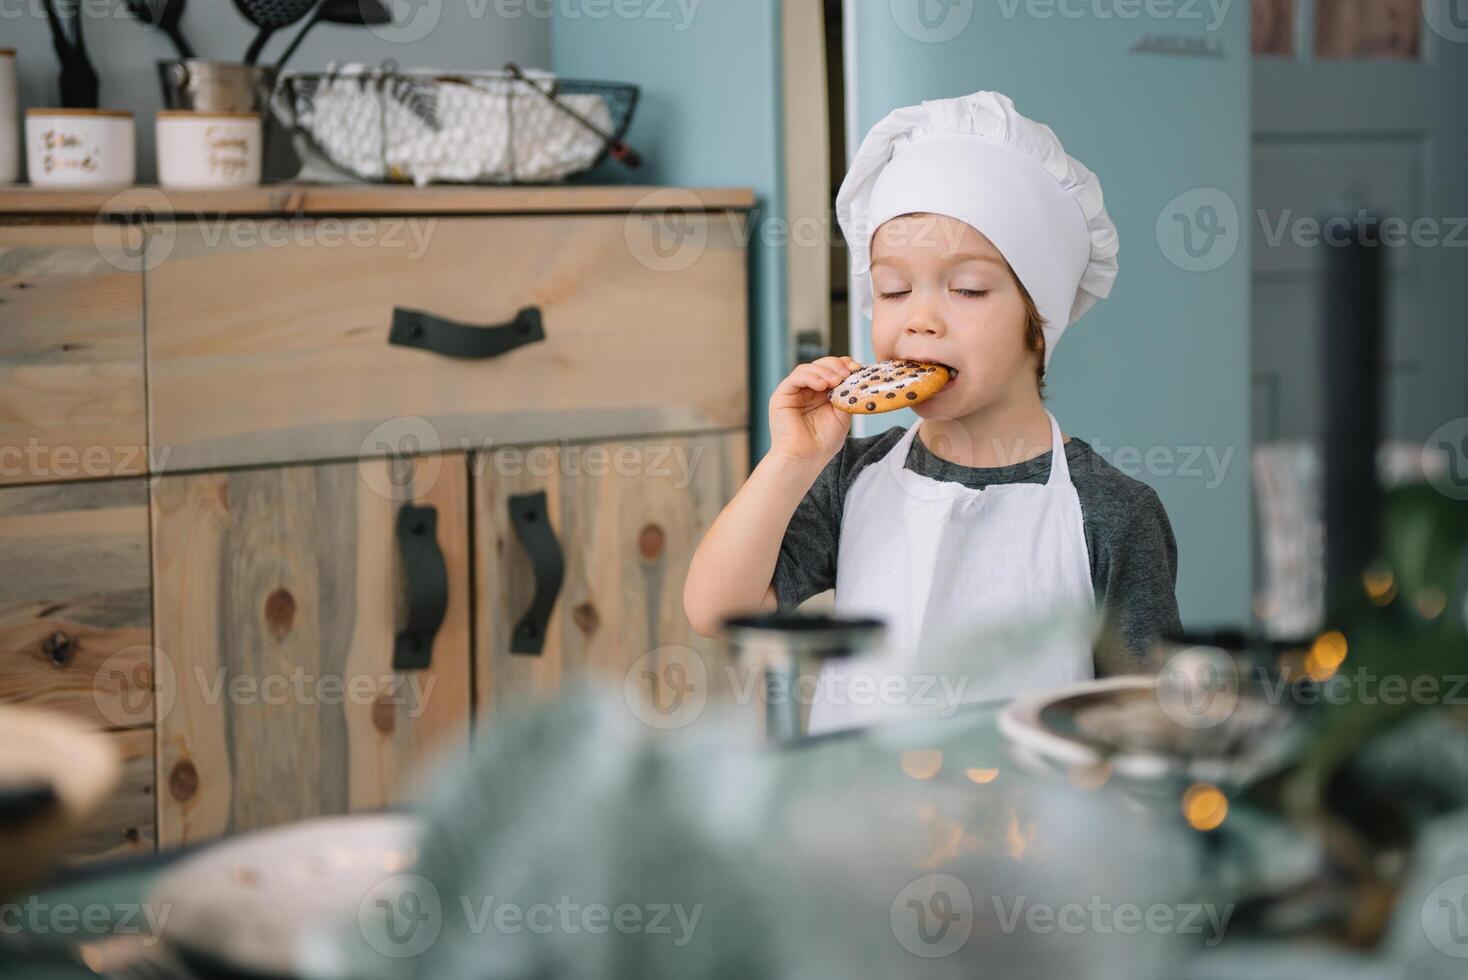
[836,91,1119,367]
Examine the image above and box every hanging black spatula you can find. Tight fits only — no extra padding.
[43,0,100,109]
[273,0,391,70]
[235,0,320,65]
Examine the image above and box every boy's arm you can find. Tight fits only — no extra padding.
[683,450,827,636]
[684,355,861,638]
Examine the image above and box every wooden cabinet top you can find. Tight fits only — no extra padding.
[0,183,756,218]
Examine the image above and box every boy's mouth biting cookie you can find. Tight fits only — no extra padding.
[829,359,957,415]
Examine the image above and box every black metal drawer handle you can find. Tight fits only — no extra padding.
[508,490,564,656]
[393,504,447,671]
[388,306,545,359]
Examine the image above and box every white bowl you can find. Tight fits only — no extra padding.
[156,109,262,189]
[25,108,135,187]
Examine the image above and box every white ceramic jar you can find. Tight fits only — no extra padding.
[25,109,135,187]
[156,110,262,189]
[0,50,17,183]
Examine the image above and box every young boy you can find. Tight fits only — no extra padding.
[684,91,1181,732]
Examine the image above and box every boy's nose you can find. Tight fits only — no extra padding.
[903,316,944,337]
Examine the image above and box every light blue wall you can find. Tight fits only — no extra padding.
[845,4,1252,629]
[551,1,785,465]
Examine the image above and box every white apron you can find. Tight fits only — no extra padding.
[808,410,1096,735]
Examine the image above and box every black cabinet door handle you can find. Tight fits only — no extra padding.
[508,490,564,656]
[388,306,545,359]
[394,504,447,671]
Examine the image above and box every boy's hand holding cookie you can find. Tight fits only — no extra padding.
[768,355,863,466]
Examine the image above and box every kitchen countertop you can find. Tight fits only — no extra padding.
[0,183,756,218]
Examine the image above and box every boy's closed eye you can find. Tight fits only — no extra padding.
[876,287,991,300]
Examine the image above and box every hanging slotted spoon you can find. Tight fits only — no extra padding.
[234,0,319,64]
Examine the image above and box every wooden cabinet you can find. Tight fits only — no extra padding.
[151,455,472,847]
[0,479,156,860]
[0,184,753,855]
[473,431,747,719]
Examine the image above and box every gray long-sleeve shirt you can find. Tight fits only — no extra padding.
[771,426,1183,674]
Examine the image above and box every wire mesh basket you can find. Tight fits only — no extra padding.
[269,63,640,185]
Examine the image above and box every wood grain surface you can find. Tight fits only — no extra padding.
[0,225,146,486]
[152,455,471,847]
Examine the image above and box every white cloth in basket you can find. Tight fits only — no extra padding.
[275,64,614,185]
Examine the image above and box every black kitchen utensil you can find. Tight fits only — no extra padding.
[235,0,320,65]
[43,0,100,109]
[124,0,196,59]
[273,0,391,71]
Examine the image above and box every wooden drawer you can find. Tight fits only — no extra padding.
[146,213,749,472]
[0,225,147,486]
[151,454,472,846]
[0,479,153,729]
